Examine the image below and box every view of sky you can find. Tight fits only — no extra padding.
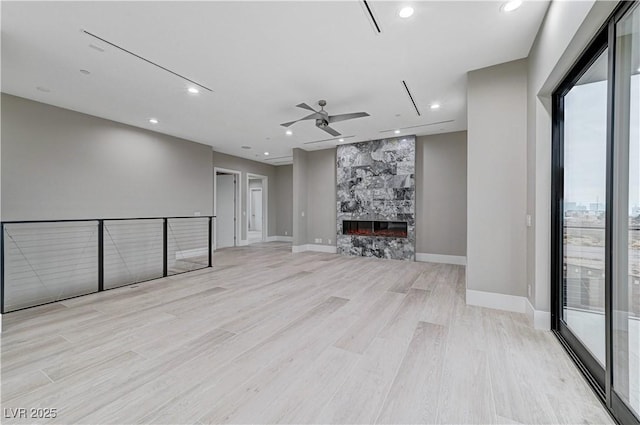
[564,74,640,213]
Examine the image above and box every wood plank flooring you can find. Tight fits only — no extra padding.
[0,242,613,424]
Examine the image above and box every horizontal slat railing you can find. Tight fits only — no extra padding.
[0,216,214,313]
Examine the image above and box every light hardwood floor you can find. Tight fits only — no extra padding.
[1,242,613,424]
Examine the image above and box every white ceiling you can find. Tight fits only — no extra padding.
[1,1,549,165]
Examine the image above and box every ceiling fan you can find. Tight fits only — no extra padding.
[280,100,370,137]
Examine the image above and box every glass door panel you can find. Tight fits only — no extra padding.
[562,48,609,367]
[614,3,640,420]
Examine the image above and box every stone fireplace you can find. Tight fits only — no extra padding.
[336,136,415,261]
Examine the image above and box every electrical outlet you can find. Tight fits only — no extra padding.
[526,214,532,227]
[328,239,332,245]
[314,238,322,244]
[285,231,288,236]
[194,211,201,216]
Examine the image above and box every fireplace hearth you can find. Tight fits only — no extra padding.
[342,220,408,238]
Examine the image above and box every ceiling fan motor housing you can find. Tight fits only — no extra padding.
[316,118,329,128]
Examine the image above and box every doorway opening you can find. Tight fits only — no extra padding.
[247,174,268,244]
[214,168,241,250]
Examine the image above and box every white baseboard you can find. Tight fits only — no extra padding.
[292,244,337,254]
[266,236,293,242]
[466,289,527,314]
[416,253,466,265]
[526,299,551,330]
[310,244,337,254]
[238,239,249,246]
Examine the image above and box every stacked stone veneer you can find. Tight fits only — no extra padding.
[336,136,415,261]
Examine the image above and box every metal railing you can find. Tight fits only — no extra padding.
[563,224,640,318]
[0,216,214,313]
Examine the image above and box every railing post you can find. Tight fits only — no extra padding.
[163,218,168,277]
[1,223,5,314]
[208,216,213,268]
[98,220,104,292]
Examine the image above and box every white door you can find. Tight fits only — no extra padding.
[251,189,263,232]
[216,174,235,248]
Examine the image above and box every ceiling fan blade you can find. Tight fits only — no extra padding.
[296,103,318,112]
[320,125,341,137]
[328,112,370,124]
[280,112,322,127]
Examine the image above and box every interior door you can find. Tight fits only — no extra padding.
[251,189,263,232]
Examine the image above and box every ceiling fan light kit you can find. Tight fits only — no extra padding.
[281,100,370,137]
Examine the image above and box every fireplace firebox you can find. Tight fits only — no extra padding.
[342,220,408,238]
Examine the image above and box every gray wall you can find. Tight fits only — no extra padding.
[1,94,213,220]
[292,148,336,246]
[307,148,337,246]
[467,59,528,297]
[526,0,615,316]
[416,132,467,257]
[249,179,263,190]
[211,151,280,240]
[295,141,466,255]
[292,148,308,246]
[274,165,293,237]
[216,174,237,248]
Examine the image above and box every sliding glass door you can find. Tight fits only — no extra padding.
[553,2,639,424]
[559,44,609,387]
[613,4,640,420]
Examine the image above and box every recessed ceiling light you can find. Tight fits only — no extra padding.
[241,146,251,150]
[285,130,293,136]
[339,138,345,142]
[430,103,441,110]
[399,6,414,18]
[501,0,522,12]
[36,86,50,92]
[149,118,159,124]
[80,69,91,75]
[188,87,199,94]
[394,129,401,134]
[264,152,270,156]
